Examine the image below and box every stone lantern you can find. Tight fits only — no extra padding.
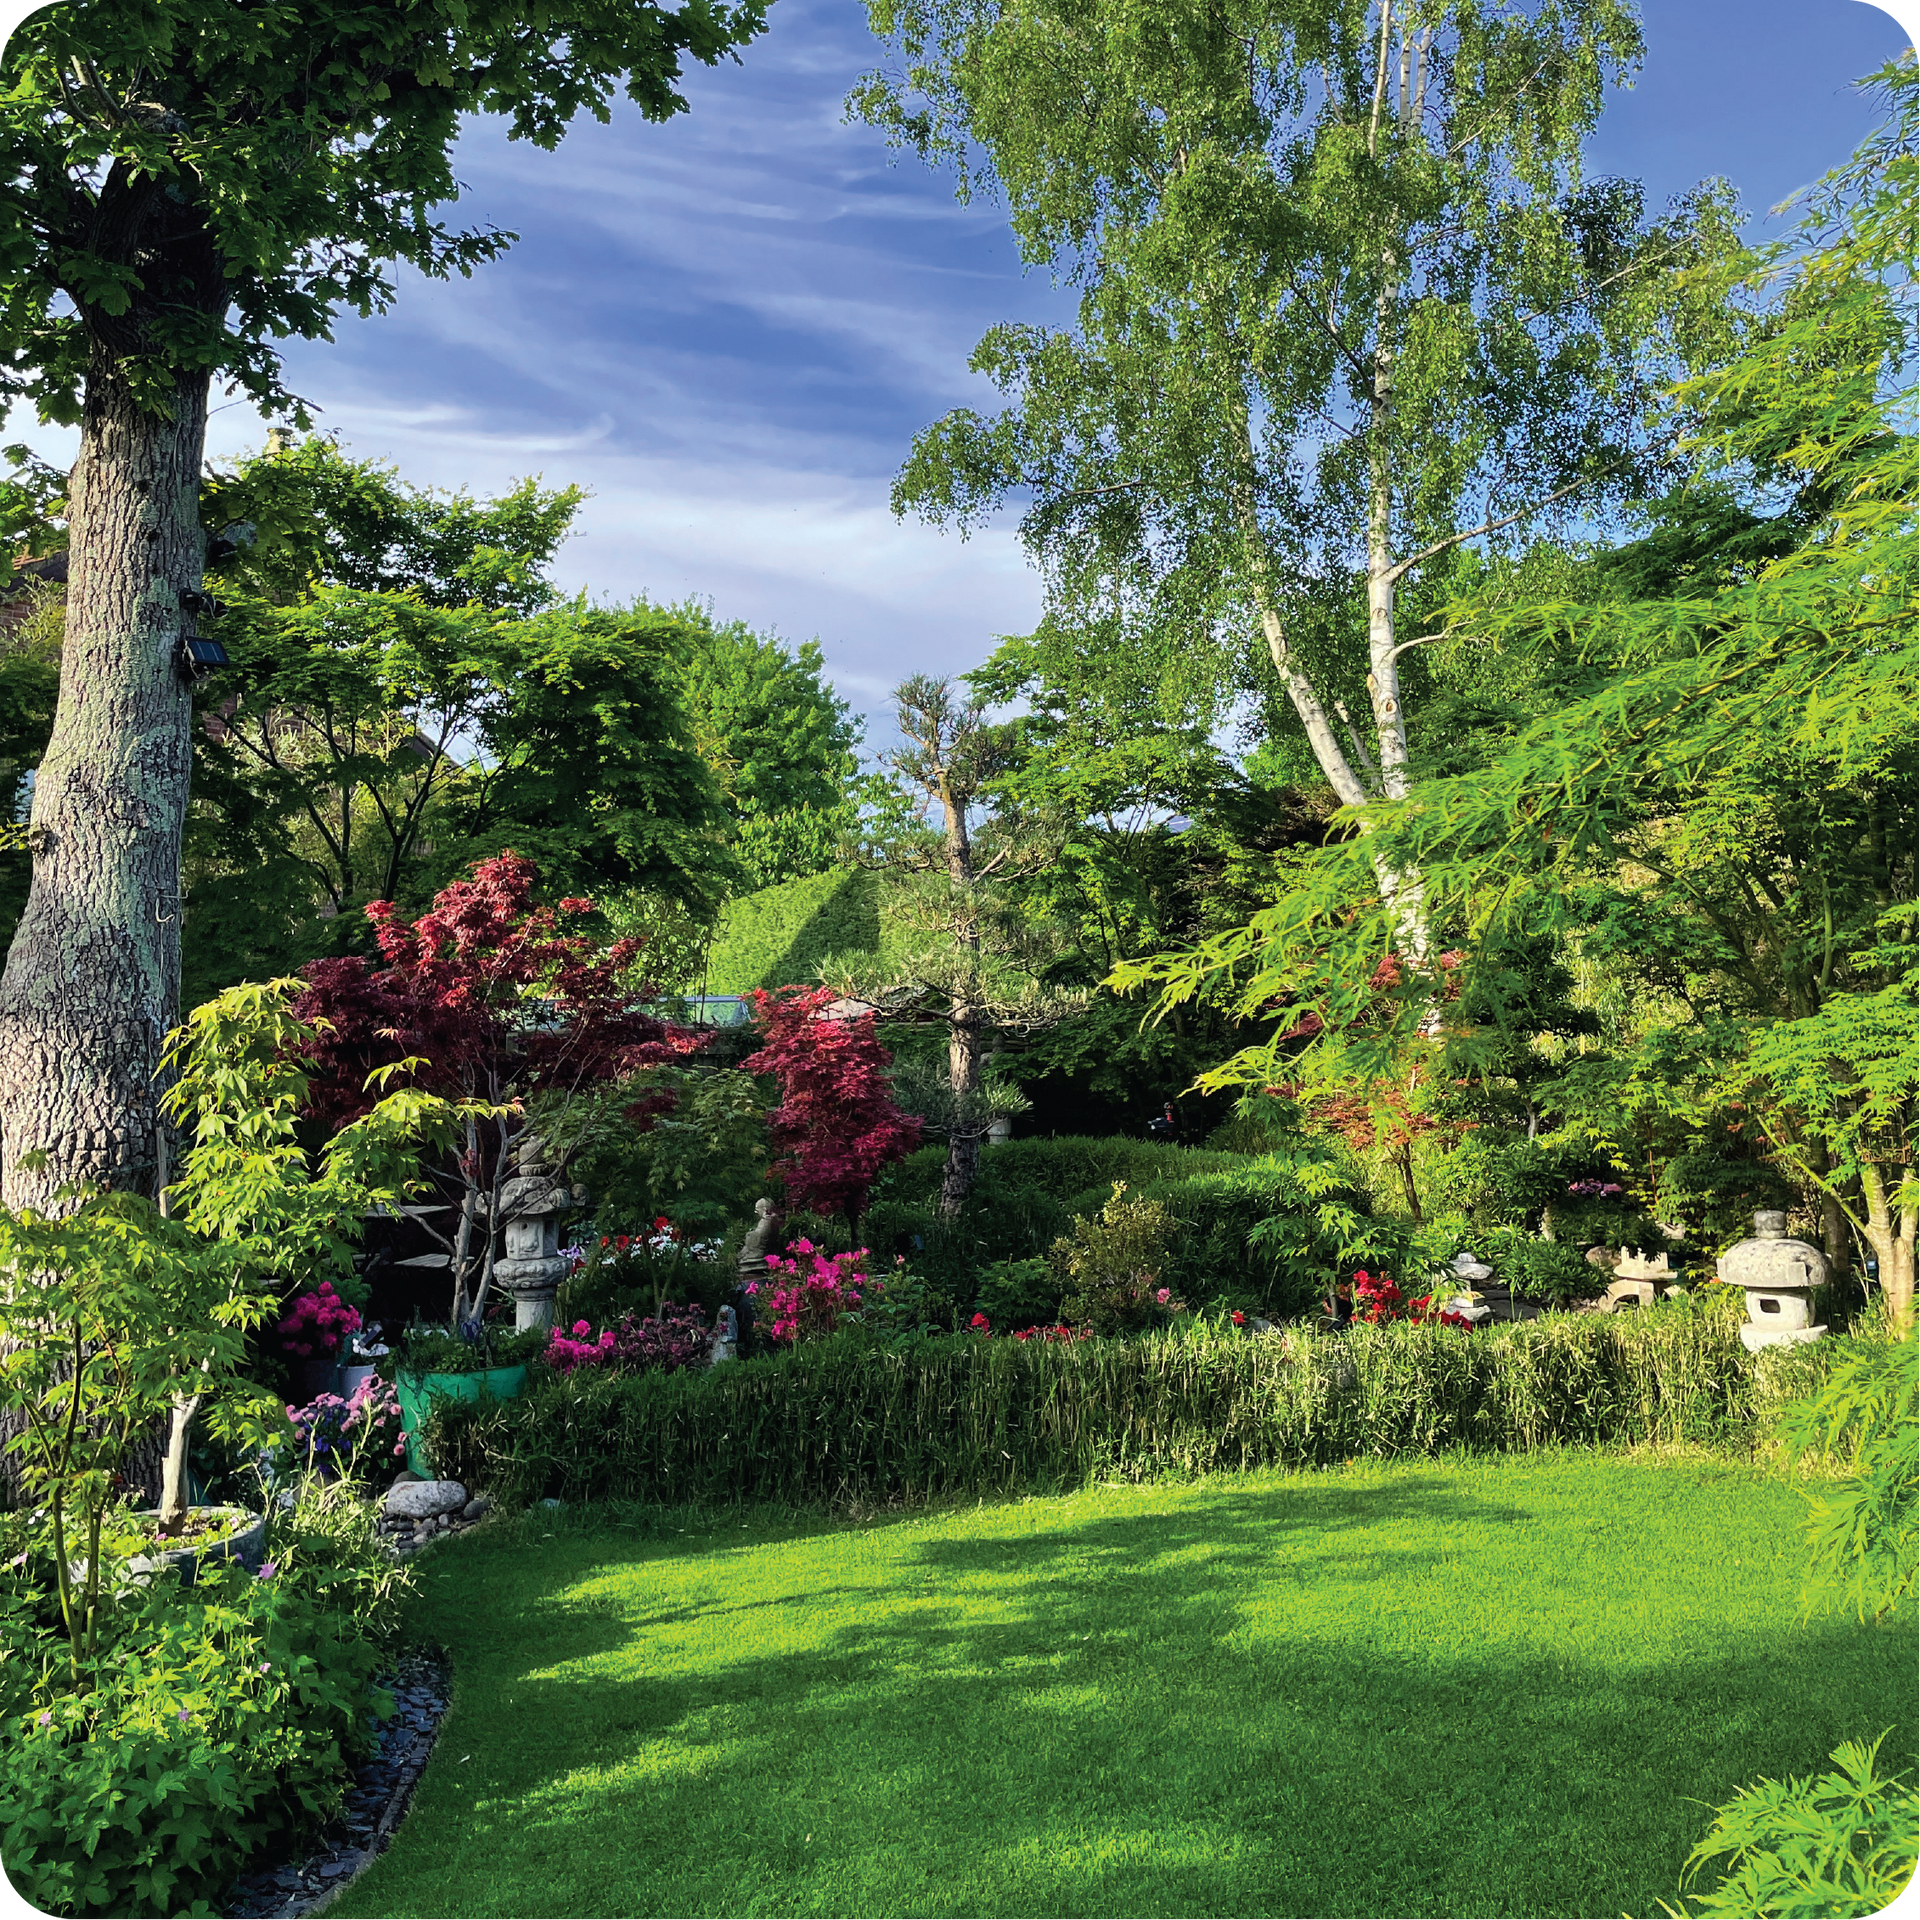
[1719,1210,1828,1351]
[492,1133,573,1332]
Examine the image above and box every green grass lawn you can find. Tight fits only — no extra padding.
[333,1451,1917,1919]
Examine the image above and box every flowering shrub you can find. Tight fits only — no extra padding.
[279,1378,406,1484]
[1011,1322,1084,1344]
[547,1320,618,1374]
[1347,1269,1476,1330]
[1567,1179,1626,1200]
[545,1305,711,1377]
[276,1282,360,1359]
[747,1239,869,1345]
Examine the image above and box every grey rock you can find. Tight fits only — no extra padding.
[386,1479,467,1520]
[461,1495,490,1521]
[392,1469,425,1486]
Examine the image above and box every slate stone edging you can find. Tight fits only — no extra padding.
[222,1646,451,1919]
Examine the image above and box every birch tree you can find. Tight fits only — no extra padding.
[855,0,1743,953]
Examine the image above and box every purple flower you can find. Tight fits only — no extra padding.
[36,1710,51,1728]
[257,1561,278,1580]
[177,1708,192,1727]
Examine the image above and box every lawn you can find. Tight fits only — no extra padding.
[333,1451,1918,1919]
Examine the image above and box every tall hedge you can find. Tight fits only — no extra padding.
[430,1306,1832,1509]
[706,868,908,993]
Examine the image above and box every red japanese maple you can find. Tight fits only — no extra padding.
[296,852,689,1128]
[739,986,921,1221]
[293,852,697,1320]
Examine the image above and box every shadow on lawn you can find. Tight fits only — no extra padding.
[356,1472,1920,1918]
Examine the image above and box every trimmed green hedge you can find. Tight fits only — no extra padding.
[876,1136,1259,1208]
[707,867,908,993]
[430,1305,1833,1510]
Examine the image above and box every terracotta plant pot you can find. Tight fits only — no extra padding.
[393,1365,530,1478]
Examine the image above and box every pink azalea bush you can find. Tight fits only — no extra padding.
[276,1280,361,1358]
[747,1239,869,1346]
[545,1304,711,1377]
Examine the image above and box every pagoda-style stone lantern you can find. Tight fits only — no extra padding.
[492,1133,573,1332]
[1719,1211,1828,1351]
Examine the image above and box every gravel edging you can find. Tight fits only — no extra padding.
[222,1646,450,1919]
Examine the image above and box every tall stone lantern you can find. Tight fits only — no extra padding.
[1719,1210,1828,1351]
[492,1133,573,1332]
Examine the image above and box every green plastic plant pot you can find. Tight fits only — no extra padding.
[394,1365,529,1477]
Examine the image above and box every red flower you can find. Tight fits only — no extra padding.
[969,1312,991,1333]
[1231,1310,1246,1326]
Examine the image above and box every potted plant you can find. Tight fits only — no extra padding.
[273,1279,363,1402]
[390,1318,547,1476]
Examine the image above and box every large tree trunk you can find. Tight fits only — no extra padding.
[0,356,211,1212]
[0,358,209,1507]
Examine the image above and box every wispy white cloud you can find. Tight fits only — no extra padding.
[13,0,1903,754]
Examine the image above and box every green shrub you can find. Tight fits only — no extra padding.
[1663,1734,1918,1918]
[1774,1330,1918,1623]
[1051,1183,1186,1336]
[0,1480,406,1916]
[1483,1228,1601,1307]
[1146,1159,1385,1318]
[858,1262,962,1339]
[1428,1133,1569,1231]
[429,1301,1832,1511]
[972,1257,1064,1334]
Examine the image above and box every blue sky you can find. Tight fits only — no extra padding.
[15,0,1919,731]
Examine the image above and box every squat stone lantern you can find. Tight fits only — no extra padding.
[492,1133,573,1332]
[1719,1210,1828,1351]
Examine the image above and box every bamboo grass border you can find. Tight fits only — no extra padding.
[429,1308,1833,1510]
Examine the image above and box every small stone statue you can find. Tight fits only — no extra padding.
[737,1196,784,1281]
[710,1305,739,1366]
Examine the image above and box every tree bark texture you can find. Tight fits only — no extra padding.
[0,357,210,1212]
[0,355,204,1503]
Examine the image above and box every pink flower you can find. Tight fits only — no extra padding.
[1155,1289,1170,1305]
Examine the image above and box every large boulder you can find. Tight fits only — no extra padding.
[386,1479,468,1521]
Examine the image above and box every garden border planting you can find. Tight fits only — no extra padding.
[429,1303,1833,1510]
